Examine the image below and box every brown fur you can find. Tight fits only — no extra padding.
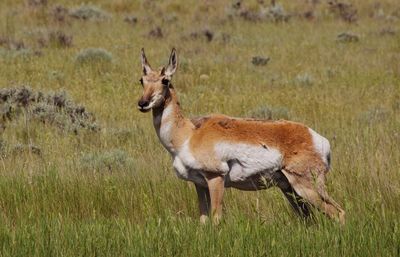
[189,116,325,175]
[191,116,211,129]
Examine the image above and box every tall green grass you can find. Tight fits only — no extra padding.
[0,0,399,256]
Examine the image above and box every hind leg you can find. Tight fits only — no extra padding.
[273,171,312,219]
[281,169,345,225]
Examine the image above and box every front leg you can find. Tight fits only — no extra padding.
[195,184,210,224]
[204,172,225,225]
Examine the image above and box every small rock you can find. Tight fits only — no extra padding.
[251,56,270,66]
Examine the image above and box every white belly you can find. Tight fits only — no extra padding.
[215,142,283,182]
[173,155,273,190]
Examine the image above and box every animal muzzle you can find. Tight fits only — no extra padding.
[138,98,151,112]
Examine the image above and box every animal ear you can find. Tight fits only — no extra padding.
[163,48,178,77]
[140,48,152,75]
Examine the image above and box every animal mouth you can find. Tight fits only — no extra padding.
[138,105,151,113]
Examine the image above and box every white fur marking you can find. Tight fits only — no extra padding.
[147,94,164,110]
[173,156,207,186]
[215,142,283,182]
[178,140,202,170]
[308,128,331,166]
[154,104,174,152]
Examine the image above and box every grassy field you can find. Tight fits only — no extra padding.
[0,0,399,256]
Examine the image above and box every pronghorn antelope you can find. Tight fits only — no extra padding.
[137,48,345,225]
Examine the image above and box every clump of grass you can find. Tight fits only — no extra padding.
[69,5,111,21]
[248,105,290,120]
[0,139,6,157]
[123,15,138,25]
[226,1,262,22]
[148,27,163,38]
[359,107,390,124]
[227,1,290,22]
[75,48,113,66]
[392,99,400,111]
[38,30,73,48]
[108,128,134,142]
[293,73,314,87]
[379,27,396,36]
[11,143,42,156]
[0,87,99,134]
[336,32,359,43]
[0,48,42,60]
[189,29,213,42]
[50,5,69,23]
[251,56,270,66]
[0,140,41,158]
[392,8,400,19]
[48,31,72,48]
[328,0,357,23]
[0,37,25,50]
[47,70,65,84]
[162,13,178,23]
[0,36,43,59]
[263,3,290,22]
[27,0,47,8]
[80,149,135,172]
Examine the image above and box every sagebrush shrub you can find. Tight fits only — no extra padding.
[80,149,135,172]
[75,48,113,65]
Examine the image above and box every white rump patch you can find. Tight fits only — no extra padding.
[308,128,331,167]
[215,142,283,182]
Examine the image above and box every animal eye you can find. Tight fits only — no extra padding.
[139,78,143,86]
[161,78,170,86]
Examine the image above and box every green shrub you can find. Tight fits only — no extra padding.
[69,5,110,21]
[0,87,99,134]
[80,149,135,172]
[293,73,314,87]
[75,48,113,65]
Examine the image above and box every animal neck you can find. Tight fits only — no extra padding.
[152,86,193,155]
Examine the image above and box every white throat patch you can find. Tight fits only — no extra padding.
[154,104,174,153]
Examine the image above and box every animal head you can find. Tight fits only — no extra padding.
[137,48,178,112]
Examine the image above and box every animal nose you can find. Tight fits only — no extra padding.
[138,99,150,108]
